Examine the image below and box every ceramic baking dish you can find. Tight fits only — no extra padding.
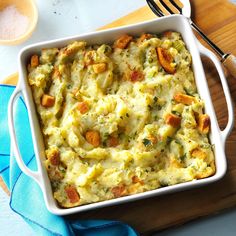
[8,15,234,215]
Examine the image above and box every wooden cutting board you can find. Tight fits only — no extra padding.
[1,0,236,234]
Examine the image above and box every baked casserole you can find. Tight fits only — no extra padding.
[27,32,215,208]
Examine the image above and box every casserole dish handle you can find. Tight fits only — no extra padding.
[8,85,42,187]
[197,41,234,142]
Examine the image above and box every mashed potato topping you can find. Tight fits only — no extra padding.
[28,32,215,208]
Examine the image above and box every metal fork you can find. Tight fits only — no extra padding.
[146,0,236,78]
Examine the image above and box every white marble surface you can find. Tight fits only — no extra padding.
[1,0,236,235]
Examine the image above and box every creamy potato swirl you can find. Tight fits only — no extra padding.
[28,32,215,208]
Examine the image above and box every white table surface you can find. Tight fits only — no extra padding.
[1,0,236,235]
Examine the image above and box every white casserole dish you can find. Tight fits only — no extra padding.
[8,15,234,215]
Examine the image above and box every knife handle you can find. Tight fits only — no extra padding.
[222,54,236,78]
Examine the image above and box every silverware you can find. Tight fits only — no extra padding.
[146,0,236,78]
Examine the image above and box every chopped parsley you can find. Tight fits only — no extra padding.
[183,87,193,96]
[166,136,173,144]
[180,153,186,162]
[172,110,181,116]
[143,138,151,146]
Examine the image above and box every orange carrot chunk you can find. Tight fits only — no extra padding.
[85,130,100,147]
[173,93,196,105]
[65,186,80,203]
[157,47,176,74]
[111,185,126,197]
[107,136,119,147]
[198,114,210,134]
[132,176,144,184]
[113,34,133,49]
[138,33,152,43]
[130,70,144,82]
[52,67,61,79]
[47,149,60,166]
[41,94,55,107]
[30,55,39,68]
[93,63,107,73]
[165,113,181,128]
[191,148,207,160]
[163,31,173,38]
[78,101,89,114]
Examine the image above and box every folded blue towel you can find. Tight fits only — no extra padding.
[0,85,139,236]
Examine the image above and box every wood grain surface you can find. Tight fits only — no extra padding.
[1,0,236,234]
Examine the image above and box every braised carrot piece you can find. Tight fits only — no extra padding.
[107,136,119,147]
[52,67,61,78]
[191,148,207,160]
[47,149,60,165]
[30,55,39,68]
[130,70,144,82]
[163,31,173,38]
[157,47,176,74]
[173,93,196,105]
[85,130,100,147]
[93,63,107,73]
[197,114,210,134]
[113,34,133,49]
[78,101,89,114]
[65,186,80,203]
[165,113,181,128]
[111,185,126,197]
[132,176,144,184]
[138,33,152,43]
[41,94,55,107]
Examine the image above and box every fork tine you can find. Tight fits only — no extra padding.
[159,0,175,14]
[169,0,182,12]
[146,0,165,17]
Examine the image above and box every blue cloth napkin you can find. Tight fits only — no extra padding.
[0,84,139,236]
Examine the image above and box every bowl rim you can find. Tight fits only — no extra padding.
[0,0,38,45]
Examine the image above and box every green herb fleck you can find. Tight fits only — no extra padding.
[126,113,130,118]
[184,87,192,96]
[166,136,173,144]
[148,58,153,63]
[143,138,151,146]
[200,143,211,149]
[172,110,181,116]
[160,182,168,187]
[180,153,186,162]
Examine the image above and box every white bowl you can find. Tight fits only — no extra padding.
[8,15,234,215]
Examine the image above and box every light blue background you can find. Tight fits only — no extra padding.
[1,0,236,235]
